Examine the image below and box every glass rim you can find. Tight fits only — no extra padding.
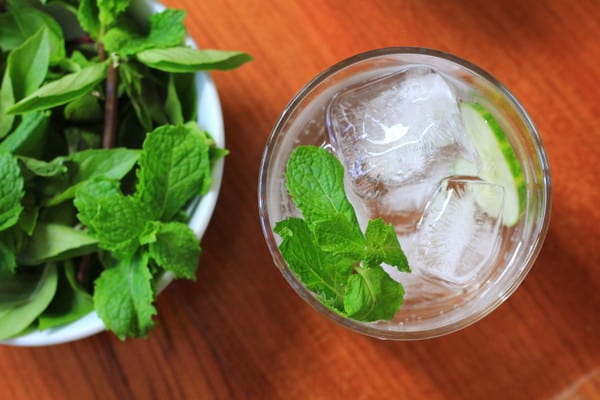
[258,46,552,340]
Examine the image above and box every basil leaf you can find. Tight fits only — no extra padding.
[0,264,58,340]
[0,240,17,277]
[17,155,68,178]
[9,2,66,64]
[136,47,252,73]
[38,262,94,330]
[0,111,50,158]
[164,73,184,125]
[46,148,140,206]
[0,27,50,138]
[7,62,107,114]
[18,223,98,266]
[9,27,51,102]
[0,14,27,52]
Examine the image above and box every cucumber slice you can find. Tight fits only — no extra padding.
[460,102,526,226]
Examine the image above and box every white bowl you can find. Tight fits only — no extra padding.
[1,0,225,346]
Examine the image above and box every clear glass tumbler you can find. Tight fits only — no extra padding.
[258,47,551,339]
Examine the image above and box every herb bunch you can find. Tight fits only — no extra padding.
[275,146,410,322]
[0,0,250,340]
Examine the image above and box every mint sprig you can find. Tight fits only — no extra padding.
[275,146,410,322]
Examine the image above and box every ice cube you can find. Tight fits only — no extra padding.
[404,178,504,286]
[327,66,478,189]
[327,66,480,231]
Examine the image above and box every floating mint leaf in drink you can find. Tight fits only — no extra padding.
[275,145,409,322]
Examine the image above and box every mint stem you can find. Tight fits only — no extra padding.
[102,61,119,149]
[76,254,91,284]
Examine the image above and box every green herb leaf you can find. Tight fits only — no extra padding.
[76,0,100,39]
[148,222,200,280]
[47,148,140,206]
[136,47,252,73]
[0,264,58,340]
[9,2,66,64]
[0,111,50,157]
[136,124,209,221]
[64,92,103,122]
[94,251,156,339]
[0,152,25,232]
[18,223,98,266]
[18,155,68,178]
[103,9,186,55]
[0,241,17,276]
[285,145,358,226]
[0,13,27,52]
[164,73,184,125]
[0,26,50,137]
[74,180,150,259]
[343,265,404,322]
[364,218,410,271]
[7,61,108,114]
[4,27,51,102]
[97,0,131,29]
[276,145,409,322]
[275,217,352,310]
[38,262,94,330]
[313,214,365,259]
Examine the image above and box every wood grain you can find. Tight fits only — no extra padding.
[1,1,598,399]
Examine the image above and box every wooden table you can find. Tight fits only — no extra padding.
[1,1,598,398]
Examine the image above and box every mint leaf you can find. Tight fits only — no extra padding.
[76,0,100,39]
[276,145,409,322]
[344,266,404,322]
[275,217,351,310]
[148,222,200,280]
[136,124,209,221]
[0,152,25,232]
[97,0,131,28]
[285,145,358,226]
[74,179,150,259]
[94,251,156,339]
[136,47,252,73]
[364,218,410,271]
[8,62,108,114]
[313,214,365,259]
[103,9,186,55]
